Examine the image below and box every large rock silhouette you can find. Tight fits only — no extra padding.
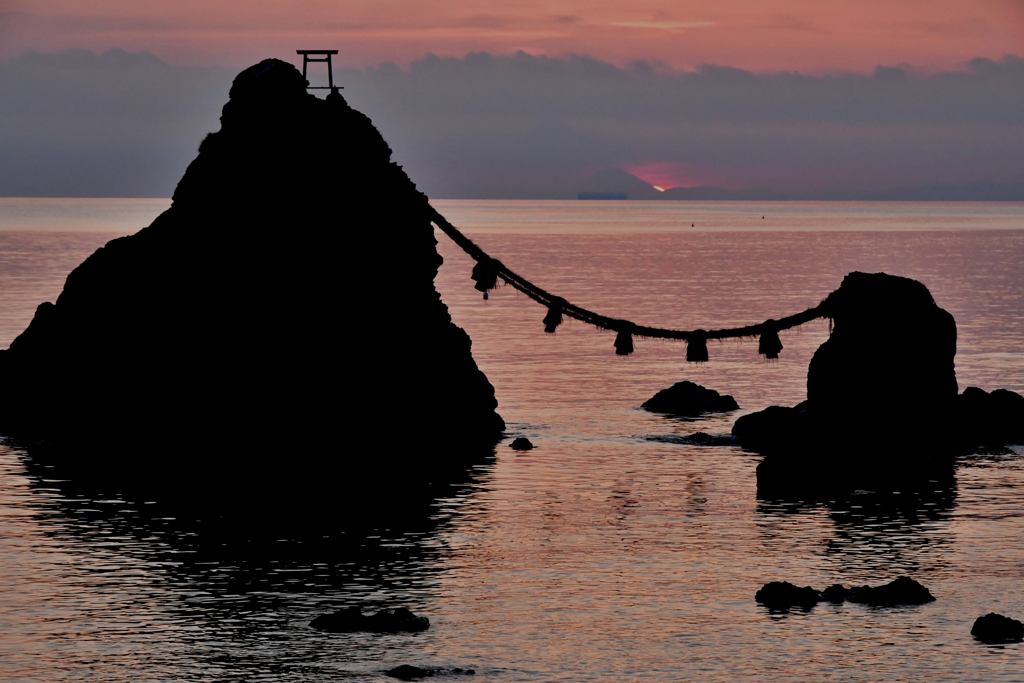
[808,271,958,449]
[0,59,503,482]
[734,272,1022,492]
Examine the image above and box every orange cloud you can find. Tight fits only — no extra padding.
[2,0,1023,71]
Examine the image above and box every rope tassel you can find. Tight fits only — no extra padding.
[758,321,783,359]
[471,257,500,296]
[686,332,709,363]
[614,325,634,356]
[543,298,565,333]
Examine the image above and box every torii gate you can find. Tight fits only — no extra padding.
[297,49,342,92]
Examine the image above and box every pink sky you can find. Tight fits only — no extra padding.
[2,0,1023,71]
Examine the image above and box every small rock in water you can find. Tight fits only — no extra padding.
[310,606,429,633]
[755,581,820,610]
[846,576,935,606]
[641,381,739,417]
[758,576,934,612]
[386,665,476,680]
[971,613,1024,644]
[510,437,534,451]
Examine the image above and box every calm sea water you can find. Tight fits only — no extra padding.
[1,198,1022,681]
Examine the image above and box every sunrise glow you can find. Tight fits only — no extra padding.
[626,162,703,191]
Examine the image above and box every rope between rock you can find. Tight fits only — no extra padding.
[429,206,828,355]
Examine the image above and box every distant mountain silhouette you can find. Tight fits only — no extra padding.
[578,169,663,199]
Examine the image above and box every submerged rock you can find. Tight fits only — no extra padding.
[971,613,1024,644]
[509,437,534,451]
[645,432,737,447]
[310,606,364,632]
[386,665,476,680]
[310,606,429,633]
[684,431,737,446]
[641,381,739,416]
[0,59,503,485]
[755,581,820,610]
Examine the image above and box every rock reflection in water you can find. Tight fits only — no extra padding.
[7,443,496,681]
[756,474,957,579]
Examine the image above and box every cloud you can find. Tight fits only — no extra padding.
[1,49,1022,197]
[609,21,716,31]
[898,19,992,38]
[0,49,233,195]
[339,51,1024,196]
[762,14,820,33]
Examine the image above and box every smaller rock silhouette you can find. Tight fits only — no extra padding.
[756,576,934,610]
[510,437,534,451]
[971,613,1024,644]
[755,581,820,610]
[641,381,739,416]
